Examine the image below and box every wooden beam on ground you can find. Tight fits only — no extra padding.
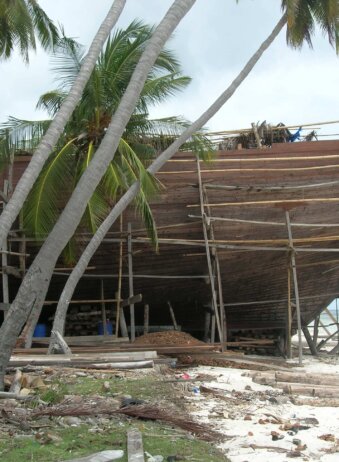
[127,429,145,462]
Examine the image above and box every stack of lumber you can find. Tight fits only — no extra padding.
[8,350,171,369]
[250,370,339,398]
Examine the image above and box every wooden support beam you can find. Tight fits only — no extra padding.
[286,266,292,359]
[115,215,123,338]
[196,156,223,342]
[143,304,149,335]
[188,213,339,229]
[313,315,320,345]
[100,280,108,336]
[302,325,318,356]
[285,211,303,366]
[128,223,135,342]
[167,301,178,331]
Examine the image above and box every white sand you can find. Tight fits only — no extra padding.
[184,357,339,461]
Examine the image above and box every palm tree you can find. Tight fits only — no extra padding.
[3,20,195,345]
[0,0,195,389]
[0,0,59,62]
[0,0,126,250]
[49,0,339,351]
[0,0,338,386]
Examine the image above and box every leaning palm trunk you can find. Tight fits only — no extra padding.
[49,14,287,350]
[0,0,126,250]
[0,0,195,389]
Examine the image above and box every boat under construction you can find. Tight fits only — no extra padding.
[2,125,339,357]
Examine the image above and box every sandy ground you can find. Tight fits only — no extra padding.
[183,356,339,461]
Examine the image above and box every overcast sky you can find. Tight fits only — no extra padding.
[1,0,339,137]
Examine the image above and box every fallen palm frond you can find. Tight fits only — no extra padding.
[115,405,220,441]
[32,400,220,441]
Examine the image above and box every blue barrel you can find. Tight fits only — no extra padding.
[98,320,113,335]
[33,323,47,337]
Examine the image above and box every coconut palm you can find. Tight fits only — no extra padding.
[2,18,201,345]
[0,0,195,388]
[49,0,339,351]
[0,0,59,62]
[0,0,127,251]
[2,21,192,255]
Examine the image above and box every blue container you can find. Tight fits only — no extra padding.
[33,323,47,337]
[98,320,113,335]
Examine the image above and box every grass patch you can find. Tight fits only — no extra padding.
[0,421,229,462]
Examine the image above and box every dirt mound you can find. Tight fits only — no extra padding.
[134,331,204,346]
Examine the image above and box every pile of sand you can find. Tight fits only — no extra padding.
[134,330,204,346]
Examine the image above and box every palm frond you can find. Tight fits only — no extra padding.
[27,0,59,51]
[0,117,51,152]
[36,90,67,117]
[138,73,191,110]
[23,137,78,238]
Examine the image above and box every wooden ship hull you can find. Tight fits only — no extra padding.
[2,139,339,351]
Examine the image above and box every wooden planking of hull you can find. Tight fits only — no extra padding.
[2,140,339,340]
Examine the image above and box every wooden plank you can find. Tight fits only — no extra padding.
[285,211,303,366]
[127,429,145,462]
[143,304,149,335]
[196,156,223,342]
[128,222,135,342]
[100,280,108,336]
[167,301,178,331]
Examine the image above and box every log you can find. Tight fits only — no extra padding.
[127,429,145,462]
[275,371,339,386]
[0,391,32,400]
[91,361,154,370]
[9,369,22,394]
[282,383,339,398]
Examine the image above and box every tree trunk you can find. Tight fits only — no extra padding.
[0,0,196,388]
[0,0,126,250]
[49,14,287,349]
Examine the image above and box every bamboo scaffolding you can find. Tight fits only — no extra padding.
[127,222,135,342]
[158,164,339,174]
[169,153,339,163]
[203,184,227,350]
[188,197,339,208]
[196,156,223,343]
[203,180,339,191]
[115,215,123,338]
[189,214,339,228]
[285,211,303,365]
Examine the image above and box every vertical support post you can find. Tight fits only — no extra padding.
[285,210,303,366]
[203,185,227,350]
[115,214,123,337]
[196,156,223,343]
[144,304,149,335]
[127,222,135,342]
[117,290,128,339]
[1,180,9,318]
[167,301,178,331]
[203,311,211,343]
[286,265,292,359]
[100,280,108,336]
[313,315,319,346]
[211,313,216,344]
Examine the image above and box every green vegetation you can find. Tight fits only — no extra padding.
[0,421,229,462]
[0,373,229,462]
